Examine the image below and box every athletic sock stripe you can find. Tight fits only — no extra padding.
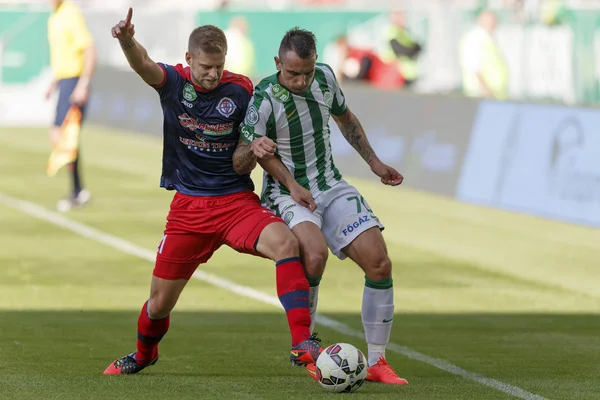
[137,331,165,344]
[276,256,301,266]
[279,289,310,311]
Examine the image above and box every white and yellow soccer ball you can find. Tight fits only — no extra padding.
[315,343,368,393]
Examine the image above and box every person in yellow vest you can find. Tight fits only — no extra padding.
[458,10,508,100]
[379,11,422,88]
[44,0,97,212]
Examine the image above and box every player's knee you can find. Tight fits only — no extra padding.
[364,254,392,282]
[303,250,328,277]
[147,293,175,319]
[273,231,300,260]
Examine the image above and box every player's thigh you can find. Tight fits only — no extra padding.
[255,221,300,261]
[220,191,291,260]
[321,182,384,261]
[342,226,392,281]
[274,195,328,272]
[291,221,329,276]
[153,232,219,282]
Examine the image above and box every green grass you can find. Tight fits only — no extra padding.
[0,125,599,399]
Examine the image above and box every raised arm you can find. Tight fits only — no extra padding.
[111,8,163,86]
[333,108,403,186]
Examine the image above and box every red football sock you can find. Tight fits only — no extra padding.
[276,257,312,346]
[136,300,170,364]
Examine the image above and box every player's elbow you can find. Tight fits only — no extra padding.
[232,156,256,175]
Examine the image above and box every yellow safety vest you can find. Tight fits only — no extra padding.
[380,26,419,81]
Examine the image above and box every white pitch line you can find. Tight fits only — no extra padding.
[0,192,550,400]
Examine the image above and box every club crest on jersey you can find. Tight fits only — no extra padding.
[183,82,197,101]
[216,97,236,118]
[283,211,294,225]
[323,91,334,108]
[271,84,290,103]
[245,104,259,126]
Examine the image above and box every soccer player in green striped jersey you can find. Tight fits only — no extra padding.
[232,28,407,385]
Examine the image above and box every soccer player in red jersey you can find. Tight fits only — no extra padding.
[103,8,322,375]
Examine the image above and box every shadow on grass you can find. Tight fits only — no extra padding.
[1,311,598,400]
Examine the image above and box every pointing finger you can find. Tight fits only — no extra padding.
[125,7,133,25]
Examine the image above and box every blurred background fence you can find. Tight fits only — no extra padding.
[1,0,599,228]
[3,0,600,103]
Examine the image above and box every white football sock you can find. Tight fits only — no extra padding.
[309,285,320,333]
[361,278,394,367]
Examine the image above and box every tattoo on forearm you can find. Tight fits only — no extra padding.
[233,143,257,173]
[119,39,136,51]
[339,113,376,164]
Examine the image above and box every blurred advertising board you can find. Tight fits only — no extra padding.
[457,101,600,227]
[334,88,479,197]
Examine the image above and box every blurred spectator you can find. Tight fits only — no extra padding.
[378,11,422,87]
[224,16,255,78]
[323,35,404,90]
[458,10,508,100]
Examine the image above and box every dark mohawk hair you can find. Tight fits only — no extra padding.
[279,27,317,60]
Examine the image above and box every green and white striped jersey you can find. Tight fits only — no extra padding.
[240,63,348,205]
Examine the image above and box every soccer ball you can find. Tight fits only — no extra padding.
[315,343,368,393]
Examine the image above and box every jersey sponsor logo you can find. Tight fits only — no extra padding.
[271,84,290,102]
[179,136,236,152]
[245,104,259,126]
[283,211,295,225]
[181,99,194,109]
[183,82,197,101]
[178,113,234,136]
[240,124,254,142]
[323,90,334,108]
[216,97,236,118]
[342,215,371,236]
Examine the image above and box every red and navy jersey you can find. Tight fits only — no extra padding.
[152,63,254,196]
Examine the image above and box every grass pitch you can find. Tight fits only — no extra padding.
[0,126,599,399]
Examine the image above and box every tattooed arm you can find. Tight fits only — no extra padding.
[233,135,317,210]
[232,137,258,175]
[333,108,404,186]
[333,108,378,165]
[111,8,163,86]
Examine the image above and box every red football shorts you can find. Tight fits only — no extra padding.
[153,190,283,280]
